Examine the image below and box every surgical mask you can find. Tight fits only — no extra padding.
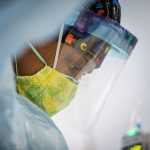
[16,42,78,116]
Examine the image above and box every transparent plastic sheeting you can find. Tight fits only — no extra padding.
[0,60,68,150]
[52,10,138,135]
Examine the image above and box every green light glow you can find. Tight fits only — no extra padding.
[127,127,138,137]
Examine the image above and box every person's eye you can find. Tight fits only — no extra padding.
[71,63,81,71]
[66,57,86,71]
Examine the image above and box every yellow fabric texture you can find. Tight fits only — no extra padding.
[16,65,77,116]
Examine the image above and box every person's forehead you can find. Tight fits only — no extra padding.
[60,43,86,59]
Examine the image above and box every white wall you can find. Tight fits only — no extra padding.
[91,0,150,149]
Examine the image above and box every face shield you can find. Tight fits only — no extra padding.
[52,10,138,135]
[53,10,137,81]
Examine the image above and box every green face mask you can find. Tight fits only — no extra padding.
[16,43,78,116]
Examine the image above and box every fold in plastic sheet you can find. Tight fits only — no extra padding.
[0,59,68,150]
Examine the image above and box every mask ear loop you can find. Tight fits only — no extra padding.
[27,41,47,66]
[53,24,64,69]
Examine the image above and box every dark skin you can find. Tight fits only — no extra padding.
[16,39,58,76]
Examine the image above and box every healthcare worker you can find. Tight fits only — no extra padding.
[14,0,122,116]
[0,0,137,149]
